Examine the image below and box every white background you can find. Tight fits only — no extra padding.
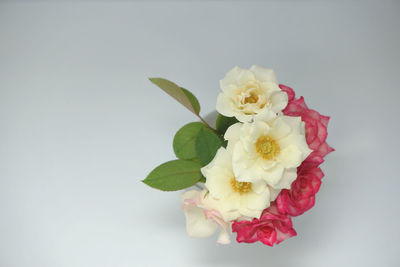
[1,1,399,266]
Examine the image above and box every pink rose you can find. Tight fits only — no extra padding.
[232,203,296,246]
[279,84,334,163]
[276,160,324,216]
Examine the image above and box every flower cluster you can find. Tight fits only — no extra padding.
[144,65,333,246]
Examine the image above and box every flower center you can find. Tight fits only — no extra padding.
[256,136,280,160]
[230,178,252,194]
[244,92,259,104]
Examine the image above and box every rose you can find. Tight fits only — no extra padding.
[201,148,272,221]
[276,160,324,216]
[182,190,231,244]
[224,116,312,189]
[216,66,288,122]
[232,203,296,246]
[280,84,334,163]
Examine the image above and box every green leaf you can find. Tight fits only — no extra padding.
[173,122,205,160]
[149,78,201,115]
[189,157,203,165]
[181,88,200,114]
[142,160,203,191]
[216,114,239,135]
[195,127,224,166]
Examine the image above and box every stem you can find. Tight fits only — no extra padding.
[196,114,219,135]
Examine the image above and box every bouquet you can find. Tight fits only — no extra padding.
[142,65,333,246]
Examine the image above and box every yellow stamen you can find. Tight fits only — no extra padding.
[230,178,252,194]
[256,136,280,160]
[244,93,259,104]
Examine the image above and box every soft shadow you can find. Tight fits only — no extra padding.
[204,110,219,128]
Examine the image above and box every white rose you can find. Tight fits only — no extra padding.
[225,116,312,189]
[216,65,288,122]
[201,148,276,221]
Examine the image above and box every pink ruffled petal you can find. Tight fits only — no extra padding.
[282,87,333,164]
[232,203,296,246]
[276,159,325,217]
[279,84,295,102]
[320,115,330,127]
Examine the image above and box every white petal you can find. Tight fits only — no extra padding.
[270,91,288,113]
[262,81,281,96]
[277,144,303,168]
[280,116,304,134]
[268,117,292,140]
[249,65,278,83]
[258,157,277,171]
[217,230,231,244]
[271,168,298,190]
[242,189,270,211]
[279,132,312,161]
[204,172,233,199]
[251,179,268,194]
[183,203,218,238]
[220,210,241,222]
[220,66,243,89]
[263,165,284,186]
[224,122,242,143]
[241,121,270,151]
[234,112,253,123]
[216,93,235,117]
[220,67,255,89]
[232,142,260,182]
[253,108,277,122]
[236,69,256,85]
[205,147,233,172]
[203,148,234,199]
[239,207,263,220]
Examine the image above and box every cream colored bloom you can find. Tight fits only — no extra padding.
[225,116,312,189]
[216,65,288,122]
[201,148,272,221]
[182,190,231,244]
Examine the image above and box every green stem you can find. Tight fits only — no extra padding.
[196,114,219,134]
